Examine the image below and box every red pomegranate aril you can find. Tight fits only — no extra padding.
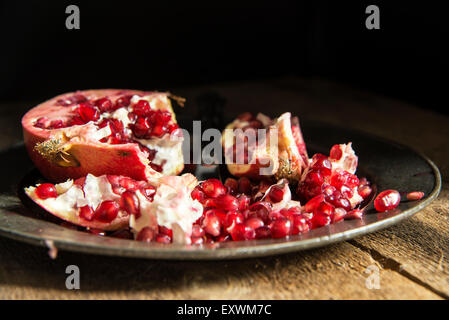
[238,177,252,194]
[115,95,132,109]
[374,190,401,212]
[245,217,264,230]
[358,185,372,199]
[94,97,113,113]
[333,208,347,222]
[270,218,292,239]
[78,103,100,122]
[133,100,151,116]
[230,224,256,241]
[136,227,156,242]
[268,185,284,203]
[215,194,239,211]
[304,194,325,213]
[345,209,363,220]
[255,226,271,239]
[159,226,173,238]
[201,179,226,198]
[191,236,204,245]
[120,191,140,216]
[329,144,343,160]
[224,178,238,194]
[406,191,424,201]
[155,233,171,244]
[35,183,58,199]
[94,200,119,222]
[191,187,206,202]
[49,119,64,129]
[316,202,334,216]
[191,225,205,238]
[291,215,310,235]
[224,211,245,229]
[141,186,156,201]
[150,124,166,138]
[133,117,150,138]
[203,212,221,237]
[79,205,94,221]
[312,214,331,228]
[237,194,251,211]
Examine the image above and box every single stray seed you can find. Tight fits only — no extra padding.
[406,191,424,201]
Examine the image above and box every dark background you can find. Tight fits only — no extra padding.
[0,0,447,114]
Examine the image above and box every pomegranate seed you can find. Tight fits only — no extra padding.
[245,217,265,229]
[150,124,166,137]
[333,208,347,222]
[94,97,113,113]
[159,226,173,238]
[191,187,206,202]
[155,233,171,244]
[35,183,58,200]
[224,211,245,229]
[406,191,424,201]
[79,205,94,221]
[133,100,151,116]
[358,185,373,199]
[329,144,343,160]
[224,178,238,194]
[312,214,331,227]
[374,190,401,212]
[230,224,256,241]
[270,218,292,238]
[191,236,204,245]
[49,119,64,129]
[291,215,310,234]
[94,200,119,222]
[141,186,156,201]
[203,212,221,236]
[120,191,140,216]
[201,179,226,198]
[78,103,100,122]
[136,227,156,242]
[255,226,271,239]
[268,185,284,203]
[345,209,363,220]
[191,225,205,238]
[133,117,150,138]
[215,194,239,211]
[115,95,132,109]
[304,194,325,213]
[237,194,251,211]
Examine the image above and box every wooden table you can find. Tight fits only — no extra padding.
[0,77,447,299]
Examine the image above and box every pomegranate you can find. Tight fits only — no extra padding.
[222,112,308,181]
[374,190,401,212]
[22,89,184,182]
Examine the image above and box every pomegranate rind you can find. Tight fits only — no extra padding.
[22,89,183,182]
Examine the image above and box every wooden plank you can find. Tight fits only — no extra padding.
[0,237,441,299]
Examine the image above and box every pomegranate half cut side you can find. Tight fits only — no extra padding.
[22,89,184,182]
[222,112,309,182]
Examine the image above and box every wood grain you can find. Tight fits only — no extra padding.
[0,77,447,299]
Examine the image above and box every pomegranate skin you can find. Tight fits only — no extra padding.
[22,89,183,182]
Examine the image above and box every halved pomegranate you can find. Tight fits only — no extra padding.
[22,89,184,182]
[222,112,308,182]
[26,173,202,243]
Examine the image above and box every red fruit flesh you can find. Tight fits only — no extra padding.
[22,89,183,182]
[406,191,424,201]
[94,200,119,223]
[201,179,226,198]
[374,190,401,212]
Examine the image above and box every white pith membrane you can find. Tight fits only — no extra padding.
[222,112,308,181]
[261,179,301,211]
[36,93,183,176]
[25,173,203,243]
[300,142,363,210]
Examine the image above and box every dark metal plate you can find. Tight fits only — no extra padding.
[0,121,441,260]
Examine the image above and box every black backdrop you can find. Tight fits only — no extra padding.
[0,1,448,114]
